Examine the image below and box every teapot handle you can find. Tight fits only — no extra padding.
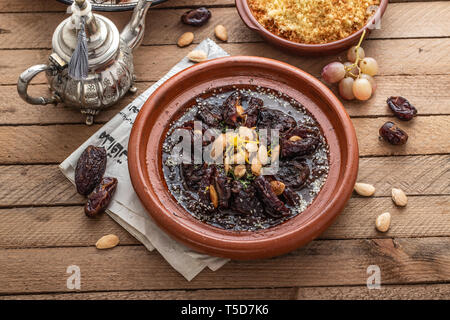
[17,64,59,105]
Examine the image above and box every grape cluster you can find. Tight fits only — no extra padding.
[321,31,378,101]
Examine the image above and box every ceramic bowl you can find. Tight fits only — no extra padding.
[128,56,359,260]
[235,0,388,55]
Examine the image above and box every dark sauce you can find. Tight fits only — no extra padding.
[162,86,329,231]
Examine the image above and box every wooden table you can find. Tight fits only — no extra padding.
[0,0,449,300]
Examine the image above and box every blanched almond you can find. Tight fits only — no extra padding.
[209,184,218,208]
[177,32,194,47]
[96,234,119,249]
[187,49,207,63]
[354,182,376,197]
[258,145,269,165]
[214,25,228,41]
[392,188,407,206]
[270,145,280,163]
[375,212,391,232]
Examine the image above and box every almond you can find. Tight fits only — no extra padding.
[234,164,246,178]
[187,49,207,63]
[177,32,194,47]
[354,182,376,197]
[288,135,302,142]
[209,184,218,208]
[270,180,285,196]
[236,105,245,117]
[251,160,262,176]
[392,188,407,206]
[214,25,228,41]
[96,234,119,249]
[375,212,391,232]
[257,145,269,165]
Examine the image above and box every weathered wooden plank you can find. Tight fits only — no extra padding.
[0,196,448,249]
[0,82,152,125]
[357,155,450,196]
[2,38,449,86]
[0,124,99,164]
[0,0,235,13]
[0,0,435,13]
[2,283,450,300]
[0,237,449,293]
[0,155,448,207]
[296,283,450,300]
[0,206,140,249]
[1,3,449,49]
[0,287,297,300]
[1,75,448,125]
[0,115,447,164]
[355,116,449,157]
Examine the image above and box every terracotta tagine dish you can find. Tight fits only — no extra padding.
[128,56,359,260]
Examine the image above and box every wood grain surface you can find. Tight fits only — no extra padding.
[0,0,449,300]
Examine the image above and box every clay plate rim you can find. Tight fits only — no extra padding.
[128,56,359,260]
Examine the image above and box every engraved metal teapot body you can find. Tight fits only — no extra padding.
[17,0,151,124]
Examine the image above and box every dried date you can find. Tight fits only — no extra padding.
[85,177,118,218]
[75,145,107,196]
[181,7,211,26]
[379,121,408,145]
[387,96,417,121]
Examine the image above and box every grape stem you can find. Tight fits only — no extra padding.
[345,29,366,78]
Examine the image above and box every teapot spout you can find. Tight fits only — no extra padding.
[121,0,152,50]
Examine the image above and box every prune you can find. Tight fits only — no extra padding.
[222,91,242,126]
[281,136,319,158]
[196,107,222,127]
[197,165,215,210]
[275,160,309,189]
[379,121,408,145]
[182,163,209,191]
[181,7,211,27]
[282,187,301,206]
[253,176,290,218]
[75,145,107,196]
[387,96,417,121]
[257,108,296,133]
[244,97,263,127]
[230,180,264,215]
[85,177,118,218]
[214,169,232,209]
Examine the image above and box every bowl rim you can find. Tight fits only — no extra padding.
[128,56,359,259]
[235,0,389,52]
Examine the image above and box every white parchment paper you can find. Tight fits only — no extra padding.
[59,39,230,281]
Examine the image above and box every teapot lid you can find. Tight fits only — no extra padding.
[52,0,120,69]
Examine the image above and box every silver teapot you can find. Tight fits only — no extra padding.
[17,0,152,125]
